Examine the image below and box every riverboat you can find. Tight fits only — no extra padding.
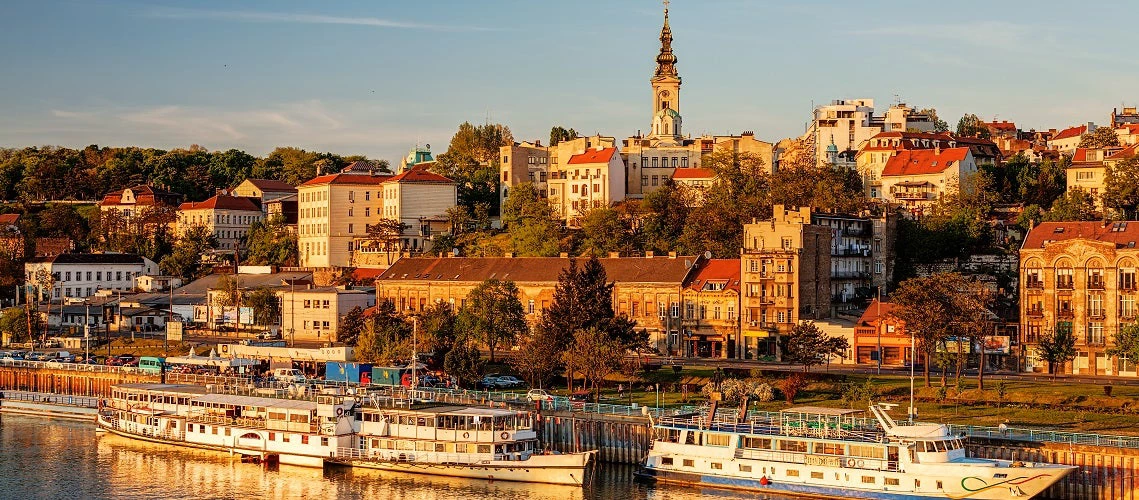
[324,395,594,486]
[637,403,1075,499]
[96,383,356,467]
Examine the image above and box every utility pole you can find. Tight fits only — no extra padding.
[876,286,882,375]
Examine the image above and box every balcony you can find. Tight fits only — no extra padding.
[1024,281,1044,290]
[1026,309,1044,318]
[831,247,870,257]
[831,271,871,280]
[1057,310,1075,319]
[842,227,870,238]
[894,192,930,201]
[1088,280,1105,290]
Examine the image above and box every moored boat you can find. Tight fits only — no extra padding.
[637,403,1075,499]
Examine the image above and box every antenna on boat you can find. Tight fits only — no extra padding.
[909,328,916,423]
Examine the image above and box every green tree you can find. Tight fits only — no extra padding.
[918,108,949,133]
[444,339,485,388]
[1078,127,1121,148]
[458,279,527,363]
[245,287,280,327]
[784,321,849,372]
[1017,157,1069,208]
[209,149,257,187]
[244,215,298,266]
[1104,157,1139,218]
[680,148,771,257]
[0,307,40,345]
[160,226,218,281]
[336,306,366,346]
[1037,326,1077,380]
[417,302,458,365]
[355,302,413,364]
[1107,323,1139,368]
[956,113,991,139]
[1044,190,1099,221]
[501,182,561,256]
[578,207,636,257]
[509,330,561,388]
[549,126,579,146]
[561,327,624,399]
[892,273,974,387]
[640,179,689,253]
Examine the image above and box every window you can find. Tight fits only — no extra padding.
[682,459,694,467]
[365,208,371,217]
[727,306,735,320]
[348,224,354,234]
[1122,268,1137,290]
[348,207,353,217]
[713,306,721,320]
[65,272,71,281]
[786,470,799,477]
[661,457,673,466]
[652,157,659,168]
[1089,322,1105,344]
[862,476,877,484]
[875,260,884,274]
[681,157,689,168]
[710,462,723,470]
[739,464,752,472]
[1056,267,1074,288]
[1089,294,1104,317]
[86,272,91,281]
[885,477,900,486]
[323,300,330,309]
[1122,295,1137,318]
[528,300,535,315]
[811,472,825,479]
[705,433,731,447]
[670,302,679,318]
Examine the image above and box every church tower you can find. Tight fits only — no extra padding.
[650,1,682,140]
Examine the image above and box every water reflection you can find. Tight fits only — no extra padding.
[0,415,802,499]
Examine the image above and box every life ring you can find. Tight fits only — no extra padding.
[857,459,865,468]
[759,475,770,486]
[463,432,470,439]
[335,407,344,417]
[846,458,856,468]
[500,432,509,440]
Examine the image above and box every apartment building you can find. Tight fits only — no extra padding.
[803,99,937,168]
[230,178,297,205]
[499,141,550,207]
[679,259,740,358]
[810,212,897,310]
[1066,145,1137,207]
[25,253,159,300]
[855,131,958,198]
[1048,124,1092,153]
[279,285,375,342]
[1020,221,1139,376]
[547,147,625,226]
[177,194,264,250]
[739,205,832,360]
[879,147,978,211]
[97,185,182,232]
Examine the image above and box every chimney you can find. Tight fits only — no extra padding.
[645,251,655,258]
[608,252,620,258]
[668,252,677,259]
[559,252,569,258]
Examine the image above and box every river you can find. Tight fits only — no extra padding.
[0,414,802,499]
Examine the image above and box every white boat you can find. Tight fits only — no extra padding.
[96,383,356,467]
[637,403,1075,499]
[325,396,595,486]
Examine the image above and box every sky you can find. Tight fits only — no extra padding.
[2,0,1139,162]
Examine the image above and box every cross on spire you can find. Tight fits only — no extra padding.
[663,0,670,14]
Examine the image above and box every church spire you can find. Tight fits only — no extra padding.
[654,0,678,78]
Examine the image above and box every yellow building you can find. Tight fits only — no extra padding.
[679,258,740,358]
[739,205,832,360]
[375,254,702,353]
[546,147,625,226]
[230,178,297,205]
[1020,221,1139,376]
[878,147,978,212]
[1065,145,1136,208]
[177,194,264,251]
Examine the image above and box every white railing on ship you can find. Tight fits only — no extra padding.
[0,390,99,408]
[333,447,529,464]
[733,448,897,472]
[99,414,185,441]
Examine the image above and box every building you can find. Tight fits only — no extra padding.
[135,275,183,292]
[398,144,434,172]
[372,165,458,253]
[1116,124,1139,146]
[278,285,376,342]
[856,131,958,198]
[802,100,937,169]
[679,259,740,358]
[0,213,23,259]
[852,298,911,366]
[811,212,897,310]
[1048,124,1092,153]
[1111,107,1139,128]
[230,178,297,205]
[1020,221,1139,376]
[739,205,832,360]
[879,147,978,211]
[177,194,264,251]
[375,254,702,354]
[983,120,1019,140]
[25,253,159,300]
[547,147,626,225]
[1066,145,1138,207]
[499,141,550,207]
[264,193,298,226]
[97,185,182,224]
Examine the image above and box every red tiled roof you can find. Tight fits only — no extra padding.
[859,131,956,153]
[1022,221,1139,249]
[685,259,740,291]
[387,165,454,184]
[98,184,181,207]
[881,148,970,176]
[179,194,260,212]
[567,147,618,165]
[242,178,296,192]
[1118,124,1139,135]
[1108,144,1139,161]
[985,121,1017,132]
[351,268,385,282]
[856,299,898,327]
[1071,148,1095,163]
[1052,125,1087,141]
[0,213,20,225]
[298,173,392,187]
[671,167,716,180]
[380,256,698,284]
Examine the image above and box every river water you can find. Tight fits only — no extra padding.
[0,415,801,499]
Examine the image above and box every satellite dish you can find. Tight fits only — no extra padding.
[704,251,712,259]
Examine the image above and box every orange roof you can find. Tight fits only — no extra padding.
[985,121,1017,131]
[241,178,296,192]
[1052,125,1087,141]
[387,165,454,184]
[179,194,260,212]
[671,167,715,179]
[1071,148,1096,163]
[351,268,385,282]
[881,148,970,176]
[685,259,740,291]
[1108,144,1139,161]
[859,131,956,153]
[1023,221,1139,249]
[1118,124,1139,135]
[567,147,618,165]
[856,298,898,327]
[298,173,392,187]
[0,213,20,225]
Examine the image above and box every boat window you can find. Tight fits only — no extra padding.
[814,442,844,455]
[779,440,808,453]
[885,477,899,486]
[682,459,694,467]
[786,469,799,477]
[477,445,491,454]
[742,437,771,449]
[739,464,751,472]
[862,476,876,484]
[811,472,824,479]
[934,441,947,452]
[662,457,674,466]
[684,431,697,445]
[705,433,731,447]
[849,444,885,459]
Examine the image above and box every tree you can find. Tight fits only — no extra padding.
[561,327,624,400]
[778,374,807,404]
[956,113,991,139]
[431,121,513,214]
[245,287,280,327]
[784,321,849,372]
[640,179,689,253]
[509,330,561,388]
[1078,127,1121,149]
[458,279,527,363]
[160,226,218,281]
[918,108,949,133]
[1104,157,1139,218]
[501,182,561,256]
[549,126,579,146]
[244,215,298,267]
[417,302,457,366]
[578,207,636,257]
[956,281,996,389]
[337,306,367,346]
[1044,190,1099,221]
[0,307,39,345]
[355,302,413,364]
[444,339,485,388]
[1037,326,1077,380]
[679,148,771,257]
[1107,323,1139,369]
[892,273,974,387]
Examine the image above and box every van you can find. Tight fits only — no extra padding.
[272,368,305,383]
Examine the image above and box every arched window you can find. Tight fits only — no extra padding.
[1055,258,1074,289]
[1086,258,1105,289]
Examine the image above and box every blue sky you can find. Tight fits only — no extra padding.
[2,0,1138,162]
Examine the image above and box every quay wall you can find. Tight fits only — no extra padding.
[0,364,158,397]
[971,437,1139,500]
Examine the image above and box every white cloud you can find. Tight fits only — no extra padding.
[143,6,494,32]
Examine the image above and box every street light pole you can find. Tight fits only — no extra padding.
[877,286,882,375]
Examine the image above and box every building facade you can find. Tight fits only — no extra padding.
[230,178,297,205]
[739,205,832,360]
[278,286,376,342]
[811,212,897,310]
[297,172,390,268]
[852,298,911,366]
[1020,221,1139,376]
[879,147,978,211]
[547,147,626,225]
[177,194,264,251]
[25,253,159,300]
[679,259,741,358]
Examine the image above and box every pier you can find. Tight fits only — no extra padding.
[2,362,1139,499]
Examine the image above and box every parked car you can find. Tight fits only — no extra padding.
[476,376,501,390]
[257,330,281,340]
[495,376,525,389]
[25,352,47,361]
[569,391,589,410]
[272,368,306,383]
[526,389,554,402]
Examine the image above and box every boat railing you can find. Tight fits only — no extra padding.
[655,414,885,443]
[0,390,99,408]
[734,448,899,472]
[333,446,528,465]
[99,412,186,441]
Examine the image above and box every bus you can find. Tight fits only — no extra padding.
[138,356,165,374]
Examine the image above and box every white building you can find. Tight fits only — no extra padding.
[804,99,937,167]
[879,147,978,212]
[278,285,375,342]
[1048,124,1091,153]
[547,146,626,226]
[177,194,264,251]
[25,253,159,300]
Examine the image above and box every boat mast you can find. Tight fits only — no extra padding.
[909,328,916,423]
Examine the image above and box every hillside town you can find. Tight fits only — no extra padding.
[1,5,1139,388]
